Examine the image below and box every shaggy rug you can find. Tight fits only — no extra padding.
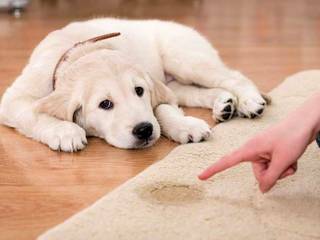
[38,70,320,240]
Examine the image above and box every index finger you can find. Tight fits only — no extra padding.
[198,148,256,180]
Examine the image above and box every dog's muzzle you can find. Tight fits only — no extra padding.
[132,122,153,140]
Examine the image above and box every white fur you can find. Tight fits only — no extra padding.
[0,18,267,151]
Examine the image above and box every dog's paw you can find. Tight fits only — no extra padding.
[41,121,87,152]
[237,93,266,119]
[170,116,211,144]
[213,92,237,123]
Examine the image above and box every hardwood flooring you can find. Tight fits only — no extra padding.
[0,0,319,239]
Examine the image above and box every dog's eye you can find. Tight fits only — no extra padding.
[135,87,144,97]
[99,99,113,110]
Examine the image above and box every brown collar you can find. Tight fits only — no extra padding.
[52,32,120,90]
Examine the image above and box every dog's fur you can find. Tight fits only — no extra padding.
[0,18,269,151]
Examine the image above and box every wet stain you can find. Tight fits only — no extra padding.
[136,181,204,205]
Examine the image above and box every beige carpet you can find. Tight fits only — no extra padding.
[39,70,320,240]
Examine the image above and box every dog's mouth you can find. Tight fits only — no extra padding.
[135,138,156,149]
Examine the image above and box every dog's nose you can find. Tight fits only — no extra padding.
[132,122,153,140]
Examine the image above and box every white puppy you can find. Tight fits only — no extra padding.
[0,18,269,151]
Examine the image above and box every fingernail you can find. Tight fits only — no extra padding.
[259,185,266,193]
[198,174,206,180]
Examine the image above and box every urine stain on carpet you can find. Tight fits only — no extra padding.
[136,181,204,206]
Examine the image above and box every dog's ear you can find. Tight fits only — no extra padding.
[145,74,177,108]
[35,90,81,122]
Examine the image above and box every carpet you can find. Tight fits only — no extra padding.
[38,70,320,240]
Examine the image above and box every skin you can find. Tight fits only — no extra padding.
[199,92,320,193]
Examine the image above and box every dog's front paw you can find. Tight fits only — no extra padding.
[237,93,266,119]
[213,92,237,123]
[169,116,211,144]
[41,121,87,152]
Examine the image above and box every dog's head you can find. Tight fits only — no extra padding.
[36,33,176,149]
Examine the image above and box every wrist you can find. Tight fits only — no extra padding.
[299,93,320,142]
[282,92,320,143]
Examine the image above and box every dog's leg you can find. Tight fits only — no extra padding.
[158,24,268,118]
[167,81,237,122]
[0,29,90,152]
[28,113,87,152]
[154,104,211,143]
[0,78,87,152]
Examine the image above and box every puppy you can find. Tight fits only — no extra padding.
[0,18,269,151]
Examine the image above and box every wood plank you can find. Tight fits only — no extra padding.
[0,0,319,239]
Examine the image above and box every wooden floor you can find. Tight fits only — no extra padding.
[0,0,319,239]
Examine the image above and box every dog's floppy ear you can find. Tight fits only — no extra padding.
[38,33,121,121]
[35,90,81,122]
[145,74,177,108]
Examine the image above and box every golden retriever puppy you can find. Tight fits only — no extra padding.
[0,18,268,151]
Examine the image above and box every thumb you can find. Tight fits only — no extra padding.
[258,154,290,193]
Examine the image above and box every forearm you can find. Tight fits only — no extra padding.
[308,96,320,142]
[282,92,320,143]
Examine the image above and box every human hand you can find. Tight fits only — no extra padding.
[199,93,320,193]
